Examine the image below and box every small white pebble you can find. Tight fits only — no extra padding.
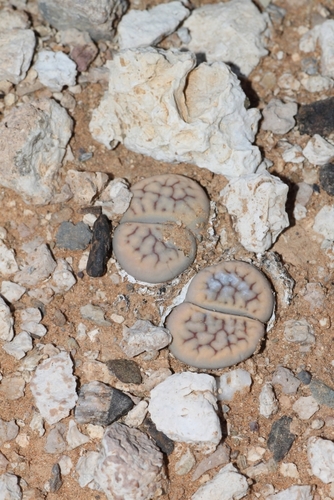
[110,313,124,324]
[85,424,104,440]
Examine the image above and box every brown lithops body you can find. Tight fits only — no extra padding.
[113,174,210,283]
[167,261,274,369]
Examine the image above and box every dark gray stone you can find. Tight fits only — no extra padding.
[49,463,62,492]
[310,378,334,408]
[267,416,295,462]
[74,381,134,426]
[320,163,334,196]
[38,0,128,41]
[296,370,312,385]
[86,214,112,277]
[297,97,334,137]
[143,416,174,456]
[106,359,142,385]
[56,221,92,250]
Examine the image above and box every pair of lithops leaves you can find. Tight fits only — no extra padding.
[113,174,274,369]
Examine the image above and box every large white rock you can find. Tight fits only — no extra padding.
[182,0,268,77]
[307,436,334,483]
[303,134,334,166]
[0,29,35,84]
[0,99,73,205]
[221,171,289,253]
[90,47,262,177]
[0,473,22,500]
[313,205,334,241]
[191,463,248,500]
[0,298,14,342]
[117,1,189,50]
[34,50,77,92]
[30,352,78,425]
[267,485,313,500]
[149,372,221,447]
[300,20,334,78]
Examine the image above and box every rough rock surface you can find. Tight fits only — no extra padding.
[149,372,221,447]
[0,29,35,84]
[0,99,73,204]
[34,50,77,92]
[30,352,78,425]
[261,99,298,134]
[38,0,128,41]
[90,47,262,177]
[191,463,248,500]
[221,171,289,253]
[93,423,167,500]
[14,244,57,286]
[307,436,334,483]
[182,0,268,77]
[0,297,14,342]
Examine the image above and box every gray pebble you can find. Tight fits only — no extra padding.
[106,359,142,385]
[310,378,334,408]
[297,370,312,385]
[56,221,92,250]
[49,463,63,492]
[143,416,174,456]
[45,424,67,454]
[267,416,295,462]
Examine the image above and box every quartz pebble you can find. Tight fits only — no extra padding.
[3,332,33,359]
[303,134,334,165]
[0,473,22,500]
[86,214,112,278]
[95,178,133,217]
[217,369,252,401]
[34,50,77,92]
[0,297,14,341]
[1,281,25,303]
[93,423,167,499]
[90,48,262,177]
[292,396,319,420]
[14,244,57,287]
[221,172,289,253]
[117,2,189,50]
[192,444,230,481]
[307,436,334,483]
[267,485,312,500]
[0,241,18,276]
[120,320,171,357]
[74,381,134,426]
[50,258,76,294]
[267,416,296,462]
[259,383,278,418]
[261,99,297,134]
[272,366,301,395]
[56,222,92,250]
[297,97,334,137]
[183,0,268,77]
[30,352,77,425]
[149,372,221,448]
[191,463,248,500]
[65,170,108,204]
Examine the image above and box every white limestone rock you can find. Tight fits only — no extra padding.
[300,74,334,93]
[292,396,319,420]
[0,99,73,205]
[261,99,297,135]
[76,451,100,489]
[0,241,18,276]
[30,352,78,425]
[313,205,334,241]
[183,0,268,77]
[303,134,334,166]
[95,178,133,217]
[307,436,334,483]
[119,319,172,357]
[0,7,30,30]
[117,1,189,50]
[50,258,76,294]
[123,400,148,427]
[65,170,109,204]
[217,369,252,402]
[3,332,33,360]
[0,29,35,84]
[1,282,25,303]
[267,485,313,500]
[191,463,248,500]
[93,423,167,500]
[0,419,19,446]
[14,244,57,286]
[259,383,278,418]
[34,50,77,92]
[66,420,90,449]
[0,473,22,500]
[221,171,289,253]
[0,298,14,342]
[20,307,42,323]
[89,47,262,178]
[300,20,334,78]
[149,372,221,448]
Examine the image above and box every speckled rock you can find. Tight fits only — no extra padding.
[93,423,167,499]
[30,352,78,425]
[106,359,142,385]
[267,416,296,462]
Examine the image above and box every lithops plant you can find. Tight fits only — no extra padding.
[167,260,274,369]
[113,174,210,283]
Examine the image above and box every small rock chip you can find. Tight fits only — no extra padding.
[0,419,19,446]
[49,463,63,493]
[106,359,142,385]
[292,396,319,420]
[56,221,92,250]
[45,424,67,454]
[191,443,230,481]
[296,370,312,385]
[80,303,111,326]
[297,97,334,136]
[74,381,134,426]
[272,366,301,395]
[142,416,174,456]
[267,485,312,500]
[320,162,334,196]
[267,416,296,462]
[175,448,196,476]
[259,383,278,418]
[86,214,112,277]
[309,378,334,408]
[0,473,22,499]
[191,463,249,500]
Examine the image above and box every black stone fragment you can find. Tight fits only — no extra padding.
[143,416,174,456]
[297,97,334,137]
[267,416,295,462]
[86,214,112,277]
[74,381,134,426]
[310,378,334,408]
[49,463,63,493]
[297,370,312,385]
[320,163,334,196]
[106,359,142,385]
[56,221,92,250]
